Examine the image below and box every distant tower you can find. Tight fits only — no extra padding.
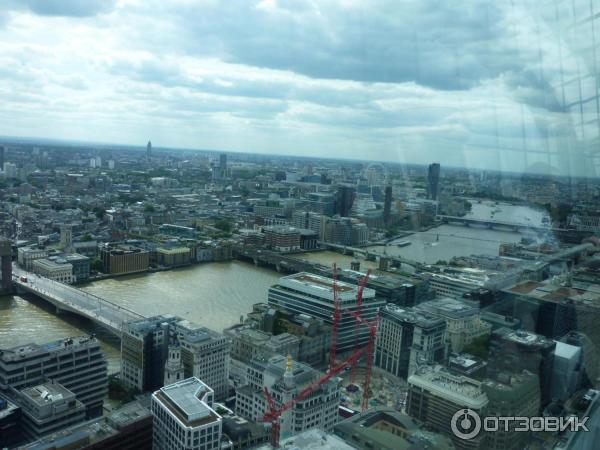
[336,184,355,217]
[59,226,72,251]
[164,345,184,386]
[146,141,152,159]
[219,153,227,178]
[0,145,5,170]
[427,163,441,201]
[383,185,393,225]
[281,354,295,438]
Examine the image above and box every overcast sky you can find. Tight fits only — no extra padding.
[0,0,596,175]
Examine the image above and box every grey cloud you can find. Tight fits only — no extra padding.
[156,0,524,91]
[1,0,114,17]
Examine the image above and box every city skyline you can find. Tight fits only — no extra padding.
[1,1,598,176]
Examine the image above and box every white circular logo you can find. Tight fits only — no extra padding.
[451,408,482,440]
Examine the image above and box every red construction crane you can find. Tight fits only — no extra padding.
[351,269,372,385]
[263,345,369,448]
[262,267,380,447]
[329,263,341,372]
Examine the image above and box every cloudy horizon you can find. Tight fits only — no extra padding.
[0,0,598,175]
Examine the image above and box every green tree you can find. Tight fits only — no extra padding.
[214,219,231,233]
[91,258,103,273]
[144,203,155,213]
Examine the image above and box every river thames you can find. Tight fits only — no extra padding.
[0,200,548,372]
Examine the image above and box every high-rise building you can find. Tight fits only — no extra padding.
[0,336,107,418]
[121,315,179,392]
[146,140,152,159]
[219,153,227,178]
[414,297,491,353]
[172,320,231,400]
[407,365,488,450]
[268,273,385,353]
[0,145,5,170]
[375,305,447,379]
[486,328,555,408]
[235,354,340,439]
[427,163,441,201]
[383,185,392,225]
[335,184,355,217]
[0,238,12,292]
[121,315,231,399]
[482,372,541,450]
[151,377,222,450]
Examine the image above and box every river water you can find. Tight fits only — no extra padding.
[0,200,546,373]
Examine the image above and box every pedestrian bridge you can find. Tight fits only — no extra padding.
[13,269,145,337]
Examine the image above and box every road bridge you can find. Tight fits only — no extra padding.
[13,268,144,337]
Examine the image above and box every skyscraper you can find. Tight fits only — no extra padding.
[219,153,227,178]
[335,184,355,217]
[0,145,5,170]
[383,185,392,225]
[146,140,152,159]
[427,163,440,201]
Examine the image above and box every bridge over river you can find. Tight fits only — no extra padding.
[13,266,144,337]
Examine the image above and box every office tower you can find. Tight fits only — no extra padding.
[121,315,179,392]
[17,381,86,442]
[335,184,355,217]
[551,341,582,403]
[427,163,440,201]
[482,372,540,450]
[375,305,447,379]
[407,365,488,450]
[100,244,150,275]
[59,226,72,250]
[0,238,11,292]
[268,273,385,353]
[0,336,107,418]
[486,328,555,408]
[560,331,600,388]
[414,298,491,353]
[383,185,392,224]
[151,377,222,450]
[306,192,336,216]
[262,225,301,252]
[322,216,369,246]
[0,145,4,170]
[146,140,152,159]
[235,355,340,438]
[219,153,227,178]
[172,320,231,401]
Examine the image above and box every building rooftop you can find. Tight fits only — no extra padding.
[255,429,354,450]
[0,335,100,363]
[382,304,445,329]
[154,377,220,428]
[494,328,554,349]
[21,400,151,450]
[505,278,600,307]
[277,272,376,302]
[415,297,480,319]
[335,407,455,450]
[408,365,488,409]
